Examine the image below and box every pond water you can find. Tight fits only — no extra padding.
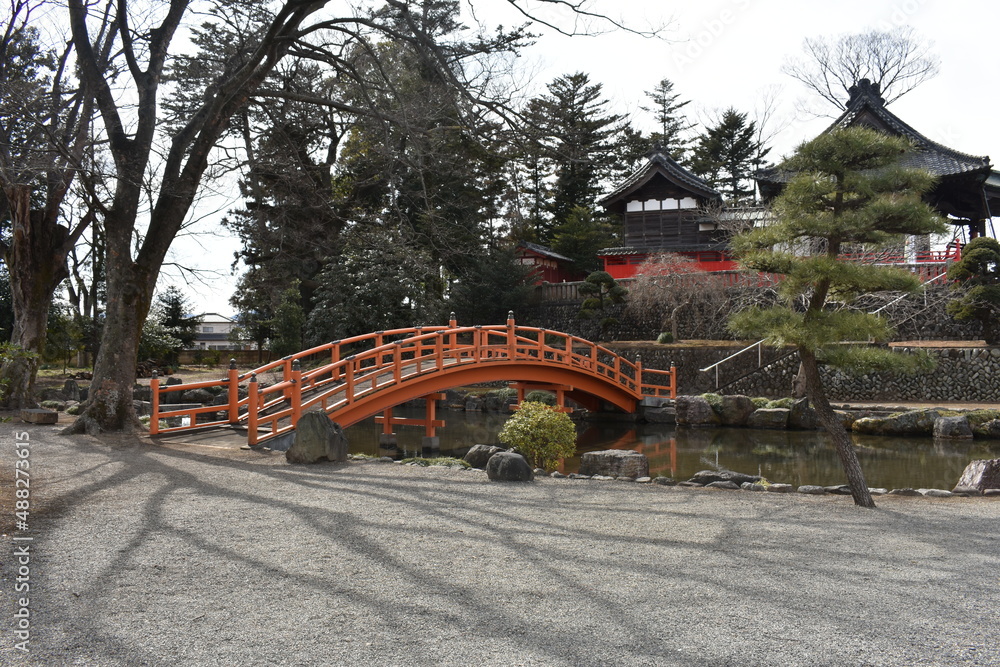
[345,405,1000,490]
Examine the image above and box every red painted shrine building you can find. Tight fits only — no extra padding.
[598,79,1000,280]
[597,148,733,279]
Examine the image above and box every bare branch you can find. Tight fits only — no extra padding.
[782,27,940,113]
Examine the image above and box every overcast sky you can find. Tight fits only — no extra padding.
[175,0,1000,315]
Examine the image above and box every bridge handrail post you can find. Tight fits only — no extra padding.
[227,359,239,424]
[345,357,355,403]
[150,371,160,435]
[474,326,482,363]
[330,342,340,381]
[670,361,677,399]
[506,311,515,359]
[290,360,302,427]
[564,335,572,364]
[247,374,259,447]
[635,355,643,392]
[393,341,402,381]
[282,357,292,401]
[537,328,545,360]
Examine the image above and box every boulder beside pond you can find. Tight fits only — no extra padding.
[718,395,755,426]
[933,416,973,439]
[286,412,348,464]
[852,409,941,436]
[578,450,648,479]
[954,458,1000,492]
[486,452,533,482]
[674,395,720,426]
[688,470,761,486]
[464,444,504,469]
[787,398,820,430]
[747,408,789,430]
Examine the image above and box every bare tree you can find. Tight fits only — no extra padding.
[56,0,664,434]
[626,253,728,342]
[0,0,105,407]
[782,27,940,112]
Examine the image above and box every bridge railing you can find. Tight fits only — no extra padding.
[149,314,676,444]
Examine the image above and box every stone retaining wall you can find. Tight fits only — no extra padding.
[520,283,981,343]
[727,346,1000,402]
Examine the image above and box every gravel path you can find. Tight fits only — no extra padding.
[1,422,998,666]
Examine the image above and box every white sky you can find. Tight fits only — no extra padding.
[173,0,1000,315]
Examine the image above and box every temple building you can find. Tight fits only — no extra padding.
[598,79,999,279]
[758,79,1000,242]
[596,150,731,279]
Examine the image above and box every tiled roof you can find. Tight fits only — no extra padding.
[600,150,721,208]
[759,79,992,185]
[834,82,990,177]
[598,242,729,256]
[517,242,573,263]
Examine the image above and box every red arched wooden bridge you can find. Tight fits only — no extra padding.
[149,314,676,446]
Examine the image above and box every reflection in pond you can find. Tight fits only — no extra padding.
[345,405,1000,490]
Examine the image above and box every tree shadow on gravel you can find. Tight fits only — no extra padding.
[10,427,999,666]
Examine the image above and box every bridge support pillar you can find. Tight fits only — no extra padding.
[379,408,397,447]
[421,436,440,454]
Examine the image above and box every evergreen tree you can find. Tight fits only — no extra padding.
[306,226,444,343]
[270,285,305,358]
[728,126,947,509]
[577,270,627,341]
[526,72,627,240]
[689,108,768,203]
[155,286,201,364]
[946,237,1000,344]
[550,206,617,275]
[447,247,534,326]
[641,78,692,162]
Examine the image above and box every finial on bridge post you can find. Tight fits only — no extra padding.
[292,359,300,372]
[449,312,457,328]
[229,358,237,370]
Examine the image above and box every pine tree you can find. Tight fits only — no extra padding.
[526,72,626,239]
[689,108,768,203]
[946,237,1000,344]
[728,126,947,508]
[641,78,692,162]
[155,287,201,364]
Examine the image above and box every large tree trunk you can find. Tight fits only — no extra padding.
[1,191,71,408]
[798,348,876,509]
[63,208,153,434]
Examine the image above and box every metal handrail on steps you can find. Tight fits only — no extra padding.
[700,340,766,390]
[698,270,952,390]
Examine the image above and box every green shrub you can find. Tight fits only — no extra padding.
[765,397,795,409]
[751,397,770,409]
[498,401,577,470]
[700,392,723,413]
[656,332,673,344]
[525,390,556,406]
